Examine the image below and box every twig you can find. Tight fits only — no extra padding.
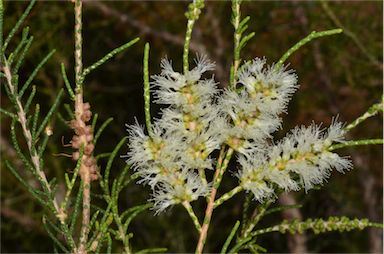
[182,201,202,233]
[3,58,62,221]
[183,0,205,73]
[329,139,383,151]
[84,1,207,54]
[231,0,241,88]
[220,220,240,254]
[74,0,82,90]
[344,100,383,132]
[196,147,234,254]
[241,199,273,238]
[143,42,152,136]
[73,1,93,253]
[276,28,343,68]
[213,186,242,208]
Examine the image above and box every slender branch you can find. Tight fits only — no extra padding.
[0,0,3,49]
[74,0,83,90]
[329,139,383,151]
[143,42,152,136]
[231,0,241,89]
[220,220,240,254]
[196,147,234,254]
[3,58,62,221]
[2,0,35,52]
[183,0,205,73]
[241,193,252,234]
[250,217,382,237]
[214,186,243,208]
[81,38,139,81]
[183,19,194,73]
[241,199,273,238]
[276,28,343,68]
[344,100,383,132]
[73,1,92,253]
[182,201,202,233]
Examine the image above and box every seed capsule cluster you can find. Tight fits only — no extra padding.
[70,101,98,181]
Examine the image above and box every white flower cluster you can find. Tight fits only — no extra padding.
[219,58,299,156]
[127,57,222,213]
[237,121,352,201]
[126,57,352,212]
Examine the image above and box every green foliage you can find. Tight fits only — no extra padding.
[1,0,382,253]
[0,1,158,253]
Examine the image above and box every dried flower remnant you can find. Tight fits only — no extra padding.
[70,100,98,181]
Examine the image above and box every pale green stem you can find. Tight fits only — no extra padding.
[183,19,195,73]
[74,0,82,90]
[196,147,234,254]
[2,0,35,52]
[61,63,75,100]
[3,57,62,220]
[183,0,204,73]
[329,139,383,151]
[214,186,243,208]
[143,42,153,136]
[241,193,252,233]
[242,199,273,238]
[81,38,139,82]
[250,218,383,237]
[277,28,343,68]
[62,145,84,211]
[182,201,202,233]
[220,220,240,254]
[230,0,241,88]
[344,100,383,132]
[73,1,92,253]
[0,0,4,49]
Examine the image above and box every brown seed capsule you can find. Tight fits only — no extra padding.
[85,133,93,142]
[83,102,91,111]
[89,164,97,174]
[69,120,78,129]
[71,136,80,148]
[76,126,86,135]
[72,151,80,160]
[81,110,92,122]
[84,126,93,135]
[84,156,96,167]
[84,143,95,155]
[90,173,99,181]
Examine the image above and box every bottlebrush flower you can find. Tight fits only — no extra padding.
[237,121,352,198]
[218,58,298,158]
[152,57,217,110]
[126,56,222,213]
[151,170,209,213]
[237,58,298,114]
[219,90,281,140]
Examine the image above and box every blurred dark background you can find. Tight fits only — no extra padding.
[1,1,382,253]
